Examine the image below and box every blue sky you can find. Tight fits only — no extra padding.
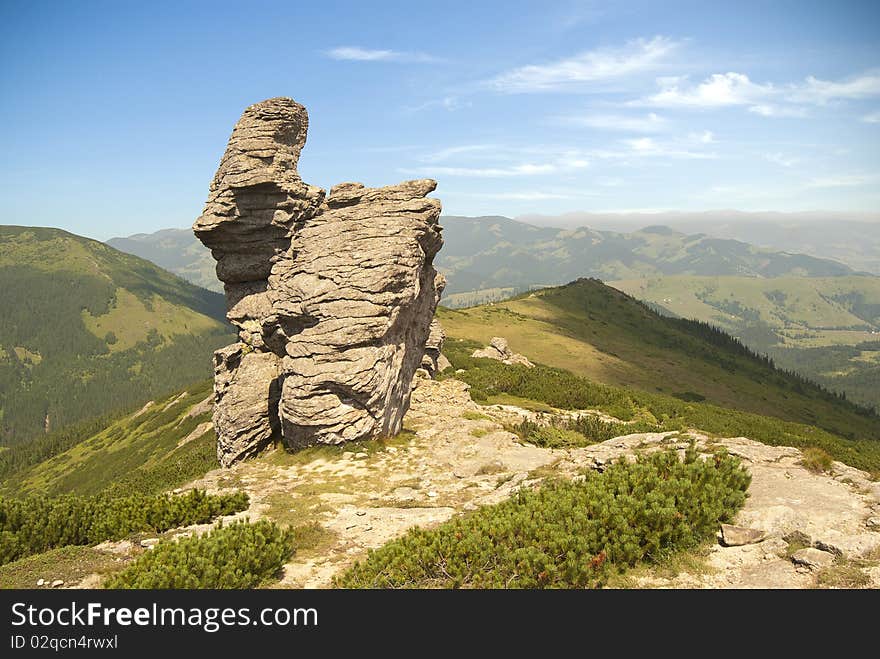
[1,0,879,239]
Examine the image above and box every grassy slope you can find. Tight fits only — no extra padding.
[0,226,233,444]
[438,279,880,442]
[0,379,217,498]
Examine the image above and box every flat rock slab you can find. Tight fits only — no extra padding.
[720,524,766,547]
[791,548,835,570]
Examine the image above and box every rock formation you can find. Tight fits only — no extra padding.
[421,319,451,377]
[472,337,534,368]
[194,97,443,466]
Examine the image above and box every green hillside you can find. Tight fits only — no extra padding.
[6,279,880,504]
[0,226,233,445]
[438,279,880,442]
[0,379,217,498]
[610,275,880,411]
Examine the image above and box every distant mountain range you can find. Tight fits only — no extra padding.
[0,226,233,445]
[107,229,220,293]
[108,215,864,297]
[517,211,880,276]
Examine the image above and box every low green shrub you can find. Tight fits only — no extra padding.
[336,446,750,588]
[104,519,294,589]
[800,447,834,474]
[513,414,657,448]
[0,490,248,565]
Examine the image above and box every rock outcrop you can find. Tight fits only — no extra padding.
[472,337,534,368]
[194,97,443,466]
[421,319,450,377]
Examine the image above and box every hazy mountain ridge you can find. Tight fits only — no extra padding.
[108,215,864,297]
[517,211,880,275]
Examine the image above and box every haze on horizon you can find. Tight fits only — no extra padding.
[1,0,879,240]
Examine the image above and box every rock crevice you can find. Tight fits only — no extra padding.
[195,98,443,466]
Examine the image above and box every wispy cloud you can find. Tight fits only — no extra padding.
[403,145,591,178]
[557,112,668,132]
[747,104,807,118]
[806,173,880,188]
[324,46,437,63]
[405,96,471,112]
[487,36,679,93]
[764,152,799,167]
[479,191,578,200]
[613,135,717,159]
[419,144,500,163]
[791,73,880,104]
[690,130,715,144]
[861,111,880,123]
[635,70,880,116]
[400,164,562,178]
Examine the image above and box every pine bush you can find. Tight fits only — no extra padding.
[0,490,248,565]
[104,519,294,589]
[336,446,750,588]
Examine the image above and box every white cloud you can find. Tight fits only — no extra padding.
[862,111,880,123]
[403,145,591,178]
[488,36,678,92]
[624,137,656,152]
[400,164,559,178]
[324,46,436,62]
[480,191,577,200]
[792,73,880,104]
[764,153,799,167]
[806,173,880,188]
[639,72,773,108]
[636,70,880,114]
[419,144,499,163]
[558,112,668,132]
[747,104,807,118]
[614,135,717,159]
[690,130,715,143]
[406,96,471,112]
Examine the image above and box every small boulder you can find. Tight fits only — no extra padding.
[471,337,534,368]
[36,578,45,587]
[140,538,159,549]
[51,580,64,588]
[720,524,766,547]
[791,547,835,570]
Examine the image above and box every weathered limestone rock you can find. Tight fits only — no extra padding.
[421,319,448,376]
[270,179,443,448]
[195,98,443,465]
[472,336,534,368]
[212,344,281,466]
